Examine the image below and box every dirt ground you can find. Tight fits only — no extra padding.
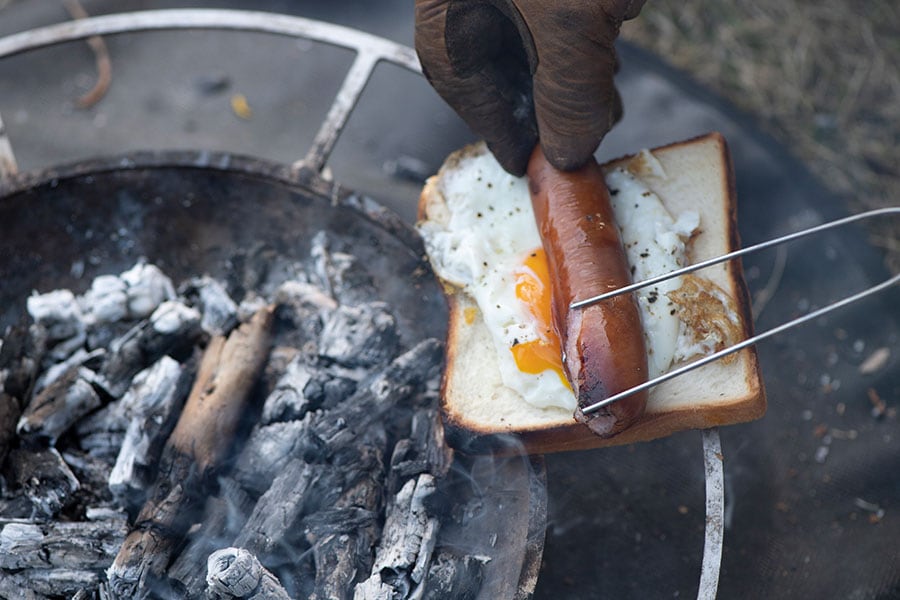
[622,0,900,273]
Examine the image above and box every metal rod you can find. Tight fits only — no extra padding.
[581,269,899,415]
[0,111,17,179]
[570,206,900,310]
[294,51,379,174]
[698,428,724,600]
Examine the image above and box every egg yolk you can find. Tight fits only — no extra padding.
[512,248,570,389]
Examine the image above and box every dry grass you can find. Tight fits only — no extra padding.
[621,0,900,273]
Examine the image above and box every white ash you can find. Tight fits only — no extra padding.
[27,289,85,342]
[108,356,186,502]
[81,275,129,324]
[180,275,239,336]
[119,263,176,319]
[148,301,200,335]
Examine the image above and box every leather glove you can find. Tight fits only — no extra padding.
[415,0,645,176]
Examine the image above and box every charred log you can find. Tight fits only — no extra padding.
[206,547,291,600]
[0,516,127,570]
[17,366,102,445]
[106,307,272,598]
[108,356,190,507]
[8,446,80,518]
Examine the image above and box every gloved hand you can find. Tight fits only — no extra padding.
[415,0,645,176]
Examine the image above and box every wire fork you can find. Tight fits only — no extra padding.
[573,206,900,416]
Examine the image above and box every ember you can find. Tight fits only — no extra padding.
[0,234,486,599]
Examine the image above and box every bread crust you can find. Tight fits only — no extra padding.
[420,132,766,454]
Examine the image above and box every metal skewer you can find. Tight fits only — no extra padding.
[576,206,900,416]
[571,206,899,310]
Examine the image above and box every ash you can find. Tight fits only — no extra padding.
[0,234,482,600]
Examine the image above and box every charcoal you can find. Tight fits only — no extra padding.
[85,321,135,353]
[108,356,189,506]
[167,477,255,597]
[8,447,80,518]
[309,231,381,307]
[205,547,291,600]
[26,289,86,358]
[0,493,37,520]
[74,355,192,465]
[260,357,359,425]
[0,568,99,598]
[0,324,40,465]
[235,397,384,497]
[0,392,23,468]
[0,517,127,570]
[2,252,478,600]
[387,410,454,494]
[319,302,399,369]
[419,550,487,600]
[304,507,380,600]
[32,347,104,397]
[274,280,337,351]
[91,264,170,320]
[179,275,239,336]
[260,357,318,424]
[312,339,443,453]
[223,243,304,301]
[357,474,439,597]
[0,323,41,400]
[233,458,320,557]
[259,345,302,395]
[60,451,117,512]
[17,366,102,445]
[80,274,129,324]
[332,424,387,513]
[76,263,175,354]
[95,301,201,399]
[232,419,326,494]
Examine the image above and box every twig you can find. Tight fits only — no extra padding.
[62,0,112,108]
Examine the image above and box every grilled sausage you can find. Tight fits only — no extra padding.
[527,145,648,436]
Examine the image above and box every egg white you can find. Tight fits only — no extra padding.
[418,147,698,411]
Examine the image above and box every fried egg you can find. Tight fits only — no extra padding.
[418,146,698,411]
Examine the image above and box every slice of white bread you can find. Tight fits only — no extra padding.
[418,132,766,454]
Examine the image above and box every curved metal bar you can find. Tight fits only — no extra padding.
[0,113,16,178]
[698,428,725,600]
[0,9,420,68]
[0,9,422,174]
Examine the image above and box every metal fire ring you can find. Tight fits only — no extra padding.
[0,9,726,598]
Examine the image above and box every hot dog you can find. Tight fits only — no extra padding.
[527,145,648,436]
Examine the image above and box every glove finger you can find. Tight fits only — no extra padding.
[521,1,634,170]
[532,39,620,169]
[415,0,537,175]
